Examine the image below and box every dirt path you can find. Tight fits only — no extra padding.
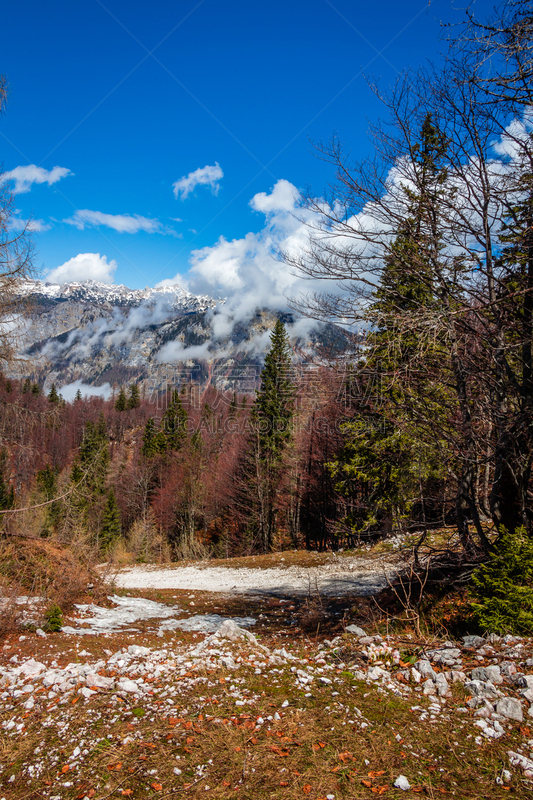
[108,552,401,596]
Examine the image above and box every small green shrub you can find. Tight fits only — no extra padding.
[470,528,533,635]
[44,603,63,632]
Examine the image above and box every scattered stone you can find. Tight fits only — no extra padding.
[500,661,517,677]
[345,625,367,637]
[463,635,486,648]
[471,666,502,684]
[496,697,523,722]
[411,667,421,684]
[116,678,141,694]
[393,775,411,790]
[414,660,436,680]
[435,673,450,697]
[509,750,533,777]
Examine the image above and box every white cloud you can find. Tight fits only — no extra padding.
[156,179,341,361]
[64,209,175,235]
[173,163,223,200]
[1,165,72,194]
[9,212,51,233]
[250,179,298,214]
[45,253,117,284]
[60,380,113,402]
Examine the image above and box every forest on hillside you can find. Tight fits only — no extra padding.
[2,2,533,635]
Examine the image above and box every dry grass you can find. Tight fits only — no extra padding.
[0,621,530,799]
[0,535,107,635]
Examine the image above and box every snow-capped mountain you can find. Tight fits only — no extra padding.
[17,279,216,313]
[11,279,353,395]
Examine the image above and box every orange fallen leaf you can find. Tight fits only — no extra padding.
[269,746,290,757]
[186,736,194,744]
[121,791,133,797]
[303,786,312,795]
[339,751,353,763]
[361,779,372,787]
[222,780,231,787]
[71,696,79,705]
[280,781,289,787]
[369,771,385,778]
[371,788,388,795]
[234,747,242,753]
[151,783,163,791]
[61,765,70,774]
[250,737,258,745]
[168,717,178,726]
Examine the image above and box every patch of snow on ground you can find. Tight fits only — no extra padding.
[109,559,399,596]
[61,595,256,636]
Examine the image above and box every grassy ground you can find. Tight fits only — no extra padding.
[0,573,532,800]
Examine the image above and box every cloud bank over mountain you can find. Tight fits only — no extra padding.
[45,253,118,284]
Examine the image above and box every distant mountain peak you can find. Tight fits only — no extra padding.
[17,278,216,311]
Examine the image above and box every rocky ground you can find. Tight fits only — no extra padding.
[1,556,533,798]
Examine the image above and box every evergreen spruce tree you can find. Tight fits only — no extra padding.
[228,391,238,418]
[36,464,61,534]
[31,383,40,396]
[162,390,188,451]
[141,417,167,459]
[74,388,82,402]
[248,319,295,551]
[100,489,122,553]
[329,115,454,539]
[115,386,127,412]
[127,383,141,409]
[69,416,110,544]
[471,529,533,634]
[252,318,295,460]
[489,156,533,534]
[47,383,60,404]
[21,377,31,394]
[0,448,14,510]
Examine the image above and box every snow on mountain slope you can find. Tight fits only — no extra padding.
[17,278,217,313]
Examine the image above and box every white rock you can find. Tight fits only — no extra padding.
[35,628,46,638]
[435,673,450,697]
[415,660,436,680]
[367,667,388,682]
[496,697,523,722]
[422,678,436,696]
[17,659,45,679]
[116,678,141,694]
[85,672,114,690]
[508,750,533,772]
[128,645,151,657]
[345,625,366,637]
[411,667,421,684]
[393,775,411,790]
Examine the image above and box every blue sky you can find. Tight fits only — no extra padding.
[2,0,467,293]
